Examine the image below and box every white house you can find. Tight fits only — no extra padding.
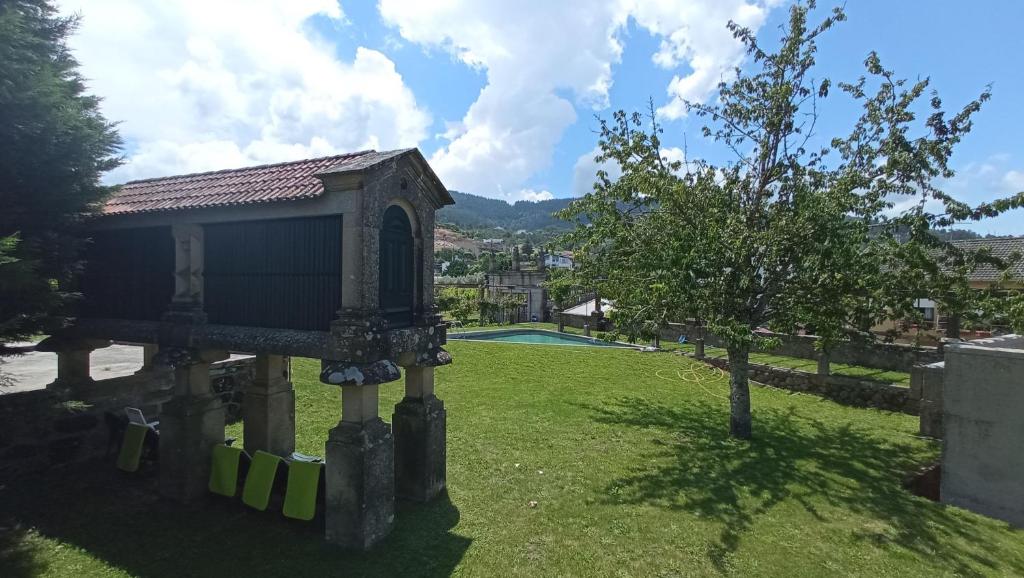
[544,251,575,269]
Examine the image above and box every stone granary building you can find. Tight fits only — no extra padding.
[38,148,454,549]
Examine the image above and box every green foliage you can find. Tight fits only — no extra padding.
[0,0,121,346]
[560,1,1014,438]
[435,247,476,277]
[479,292,526,325]
[541,267,576,308]
[435,287,479,324]
[471,251,512,274]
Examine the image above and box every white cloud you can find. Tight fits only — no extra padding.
[380,0,776,198]
[1002,170,1024,191]
[61,0,431,182]
[516,189,555,202]
[572,145,685,195]
[629,0,775,120]
[660,146,686,167]
[927,156,1024,236]
[572,146,622,196]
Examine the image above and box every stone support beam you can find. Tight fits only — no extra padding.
[37,337,111,390]
[158,348,228,503]
[243,354,295,457]
[393,365,446,502]
[321,359,399,549]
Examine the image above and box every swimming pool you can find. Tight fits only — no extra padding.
[448,329,635,348]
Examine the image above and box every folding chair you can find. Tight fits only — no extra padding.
[125,406,159,430]
[209,444,246,497]
[283,460,323,521]
[241,450,282,511]
[116,423,149,472]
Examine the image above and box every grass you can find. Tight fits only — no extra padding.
[2,342,1022,576]
[457,322,912,386]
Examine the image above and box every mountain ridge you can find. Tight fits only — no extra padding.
[437,190,576,231]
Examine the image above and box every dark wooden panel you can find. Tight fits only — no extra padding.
[79,226,174,321]
[204,216,342,331]
[379,206,413,328]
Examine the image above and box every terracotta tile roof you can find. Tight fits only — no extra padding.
[950,236,1024,282]
[103,149,413,215]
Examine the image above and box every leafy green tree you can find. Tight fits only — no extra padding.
[0,0,121,350]
[561,2,1020,439]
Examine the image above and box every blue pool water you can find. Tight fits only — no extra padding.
[450,329,628,347]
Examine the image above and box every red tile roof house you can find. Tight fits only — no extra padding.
[39,148,455,549]
[876,236,1024,340]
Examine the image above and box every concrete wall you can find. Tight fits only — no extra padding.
[941,335,1024,527]
[910,361,945,438]
[487,271,548,321]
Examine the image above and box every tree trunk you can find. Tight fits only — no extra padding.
[944,314,961,340]
[727,344,753,440]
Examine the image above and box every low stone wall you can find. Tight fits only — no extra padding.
[0,357,254,480]
[698,355,914,414]
[665,322,941,373]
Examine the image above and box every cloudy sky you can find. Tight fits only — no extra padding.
[60,0,1024,234]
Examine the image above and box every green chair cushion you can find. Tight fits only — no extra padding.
[116,423,149,473]
[209,444,244,497]
[242,450,281,511]
[283,460,322,521]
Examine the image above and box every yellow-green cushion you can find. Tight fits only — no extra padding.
[209,444,244,497]
[283,460,322,521]
[241,450,281,511]
[116,423,149,473]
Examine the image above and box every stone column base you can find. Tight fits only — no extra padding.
[243,388,295,457]
[158,395,225,502]
[393,395,447,502]
[325,418,395,549]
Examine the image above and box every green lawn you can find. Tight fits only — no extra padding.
[2,342,1022,576]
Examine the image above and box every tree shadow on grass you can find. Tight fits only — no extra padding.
[583,397,1024,576]
[0,524,49,578]
[0,465,470,578]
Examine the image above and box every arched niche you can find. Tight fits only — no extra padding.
[379,204,416,327]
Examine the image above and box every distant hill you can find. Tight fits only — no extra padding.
[438,190,575,231]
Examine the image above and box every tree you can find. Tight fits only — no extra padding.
[0,0,121,350]
[561,1,1020,439]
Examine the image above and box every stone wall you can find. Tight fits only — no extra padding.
[559,317,941,373]
[698,355,914,414]
[664,322,941,373]
[0,357,254,480]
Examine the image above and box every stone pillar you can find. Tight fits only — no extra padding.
[817,352,830,376]
[243,355,295,457]
[171,223,204,307]
[135,344,160,374]
[694,338,706,359]
[158,348,229,503]
[321,359,399,550]
[393,366,446,502]
[583,324,591,337]
[37,337,111,390]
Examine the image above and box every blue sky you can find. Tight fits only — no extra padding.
[63,0,1023,234]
